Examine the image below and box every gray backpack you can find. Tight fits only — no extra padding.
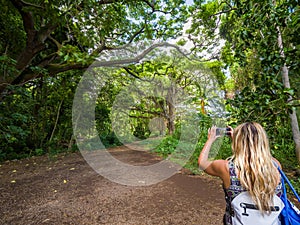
[231,191,284,225]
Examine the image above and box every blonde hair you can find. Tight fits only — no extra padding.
[231,122,279,212]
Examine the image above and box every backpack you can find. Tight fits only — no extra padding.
[231,191,284,225]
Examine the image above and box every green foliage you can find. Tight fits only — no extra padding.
[133,121,151,140]
[35,148,44,156]
[0,1,26,57]
[188,0,300,165]
[226,81,298,166]
[183,0,300,179]
[99,132,123,148]
[290,176,300,194]
[219,0,299,167]
[0,55,19,78]
[214,137,233,160]
[153,113,215,174]
[0,70,81,161]
[155,135,179,158]
[0,86,33,160]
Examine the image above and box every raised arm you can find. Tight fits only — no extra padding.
[198,126,230,178]
[198,129,216,170]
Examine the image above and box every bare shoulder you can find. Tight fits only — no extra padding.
[204,159,229,178]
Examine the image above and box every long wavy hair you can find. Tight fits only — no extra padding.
[231,122,279,212]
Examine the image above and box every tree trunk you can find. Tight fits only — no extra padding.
[167,84,176,135]
[49,99,63,143]
[277,26,300,164]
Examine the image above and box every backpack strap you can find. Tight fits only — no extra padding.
[226,160,247,217]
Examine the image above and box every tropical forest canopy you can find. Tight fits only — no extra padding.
[1,0,300,177]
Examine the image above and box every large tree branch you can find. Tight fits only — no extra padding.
[64,42,189,75]
[92,42,191,67]
[14,42,190,86]
[11,39,217,88]
[8,0,58,86]
[10,0,35,42]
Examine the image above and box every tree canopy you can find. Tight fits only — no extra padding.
[1,0,188,95]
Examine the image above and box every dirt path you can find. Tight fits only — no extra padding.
[0,145,226,225]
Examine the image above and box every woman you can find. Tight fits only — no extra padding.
[198,122,283,225]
